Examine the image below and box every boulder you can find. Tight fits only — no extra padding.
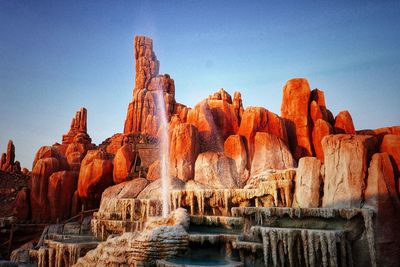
[194,151,239,189]
[238,106,287,162]
[186,100,222,152]
[99,178,149,212]
[207,89,240,141]
[169,123,199,182]
[13,188,30,221]
[137,177,185,200]
[293,157,322,208]
[30,157,61,220]
[77,150,114,208]
[380,134,400,178]
[312,119,334,162]
[224,135,249,187]
[250,132,295,178]
[147,160,161,181]
[310,88,328,119]
[310,100,324,123]
[32,146,68,171]
[364,153,400,267]
[113,144,135,184]
[334,110,356,134]
[48,171,77,221]
[281,78,313,160]
[322,134,376,208]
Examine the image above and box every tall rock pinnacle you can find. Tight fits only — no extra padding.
[124,36,178,135]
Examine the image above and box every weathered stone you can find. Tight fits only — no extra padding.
[75,208,189,266]
[380,134,400,178]
[138,177,185,200]
[48,171,77,221]
[224,135,249,187]
[250,132,295,178]
[281,78,313,160]
[293,157,322,208]
[334,110,356,134]
[238,106,287,163]
[364,153,400,267]
[312,119,334,162]
[187,100,222,152]
[194,151,239,189]
[77,150,114,208]
[169,123,199,182]
[30,157,61,220]
[13,187,30,221]
[322,134,376,208]
[100,178,149,209]
[147,160,161,181]
[113,144,135,184]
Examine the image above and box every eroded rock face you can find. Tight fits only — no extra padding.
[281,78,313,160]
[293,157,322,208]
[13,187,30,221]
[312,119,334,162]
[48,170,77,221]
[124,36,176,136]
[194,151,239,189]
[62,108,91,145]
[77,150,114,208]
[224,135,249,187]
[169,123,199,182]
[30,157,63,220]
[380,134,400,178]
[364,153,400,267]
[0,140,19,173]
[113,144,135,184]
[250,132,295,178]
[322,134,376,208]
[238,107,287,162]
[138,177,185,200]
[75,208,189,266]
[334,110,356,134]
[99,178,149,212]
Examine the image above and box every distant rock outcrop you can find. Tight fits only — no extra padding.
[0,140,21,174]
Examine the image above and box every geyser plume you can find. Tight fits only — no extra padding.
[156,89,170,218]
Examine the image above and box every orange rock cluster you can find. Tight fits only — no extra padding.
[7,36,400,232]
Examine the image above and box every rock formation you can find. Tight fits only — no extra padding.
[322,134,376,208]
[293,157,322,208]
[169,123,199,182]
[312,119,334,162]
[224,135,249,187]
[250,132,295,177]
[194,152,239,189]
[281,78,313,160]
[77,150,113,208]
[334,110,356,134]
[364,152,400,266]
[112,144,135,184]
[0,140,21,173]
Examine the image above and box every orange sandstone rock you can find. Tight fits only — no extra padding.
[281,78,313,160]
[113,144,135,184]
[312,119,334,162]
[334,110,356,134]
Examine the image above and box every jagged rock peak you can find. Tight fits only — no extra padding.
[71,107,87,133]
[0,139,22,174]
[134,35,160,92]
[62,107,91,145]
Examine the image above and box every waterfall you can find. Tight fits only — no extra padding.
[156,89,170,218]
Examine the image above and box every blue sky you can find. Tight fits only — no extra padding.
[1,0,399,168]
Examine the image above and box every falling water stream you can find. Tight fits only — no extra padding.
[156,90,170,218]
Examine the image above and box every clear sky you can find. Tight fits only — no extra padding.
[1,0,399,168]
